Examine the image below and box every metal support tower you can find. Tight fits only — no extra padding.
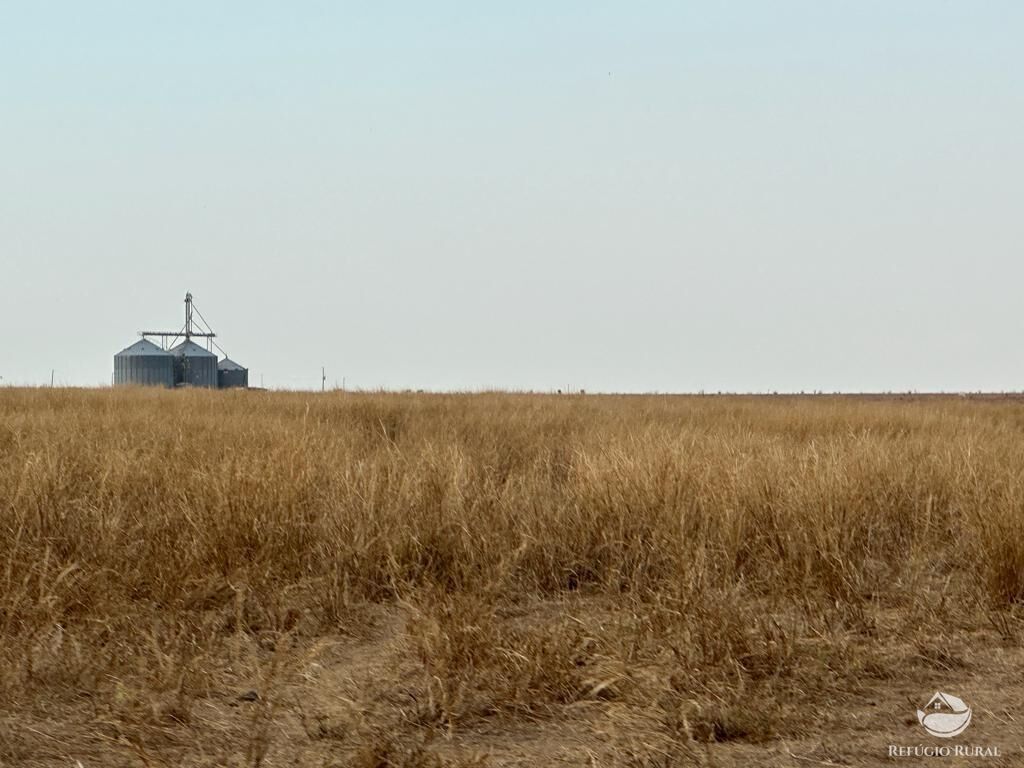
[139,292,218,350]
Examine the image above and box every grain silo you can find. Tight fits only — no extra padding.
[168,340,219,388]
[217,358,248,389]
[113,339,174,387]
[114,292,249,390]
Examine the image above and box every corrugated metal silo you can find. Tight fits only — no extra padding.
[113,340,174,387]
[217,358,248,389]
[168,340,218,388]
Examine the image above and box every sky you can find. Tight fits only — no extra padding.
[2,2,1022,392]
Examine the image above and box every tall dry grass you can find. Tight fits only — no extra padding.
[2,388,1023,765]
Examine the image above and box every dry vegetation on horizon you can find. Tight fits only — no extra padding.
[2,389,1024,766]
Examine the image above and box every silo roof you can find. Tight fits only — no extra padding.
[115,339,172,357]
[218,357,246,371]
[168,340,217,357]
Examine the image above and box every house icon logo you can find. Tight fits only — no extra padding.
[917,692,972,738]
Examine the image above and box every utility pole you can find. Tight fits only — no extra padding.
[322,367,326,392]
[50,370,55,388]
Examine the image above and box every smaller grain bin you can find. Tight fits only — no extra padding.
[218,358,248,389]
[168,340,218,388]
[114,339,175,387]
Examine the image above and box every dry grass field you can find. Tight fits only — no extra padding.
[3,388,1024,766]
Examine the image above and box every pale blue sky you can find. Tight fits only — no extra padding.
[2,2,1022,391]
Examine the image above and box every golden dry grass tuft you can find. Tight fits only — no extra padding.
[2,388,1024,766]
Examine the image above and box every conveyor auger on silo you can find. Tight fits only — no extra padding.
[140,292,217,350]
